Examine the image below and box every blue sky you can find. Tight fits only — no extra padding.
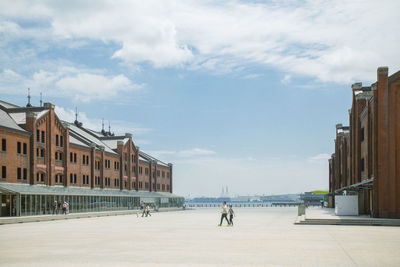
[1,0,399,197]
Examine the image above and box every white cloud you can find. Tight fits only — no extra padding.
[0,67,142,103]
[1,0,399,83]
[281,74,291,85]
[146,148,216,159]
[308,153,331,161]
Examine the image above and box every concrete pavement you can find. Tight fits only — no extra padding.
[0,207,399,266]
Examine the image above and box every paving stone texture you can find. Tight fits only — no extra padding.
[1,207,399,266]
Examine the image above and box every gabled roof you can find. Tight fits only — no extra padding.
[0,100,19,109]
[139,151,170,167]
[0,109,29,133]
[66,122,118,155]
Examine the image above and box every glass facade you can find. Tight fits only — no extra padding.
[0,192,184,216]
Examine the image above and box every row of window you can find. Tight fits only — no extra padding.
[82,175,90,185]
[55,174,63,184]
[55,151,63,161]
[55,134,64,147]
[36,172,45,183]
[36,130,45,143]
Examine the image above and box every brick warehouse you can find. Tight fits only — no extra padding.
[329,67,400,218]
[0,99,183,217]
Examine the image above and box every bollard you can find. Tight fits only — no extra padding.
[298,204,306,216]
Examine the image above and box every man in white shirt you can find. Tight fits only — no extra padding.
[218,201,230,226]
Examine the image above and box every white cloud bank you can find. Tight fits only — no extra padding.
[0,67,141,103]
[1,0,399,83]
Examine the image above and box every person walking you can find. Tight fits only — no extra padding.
[141,203,147,217]
[218,201,230,226]
[228,204,235,226]
[62,201,68,215]
[145,204,151,217]
[52,200,58,215]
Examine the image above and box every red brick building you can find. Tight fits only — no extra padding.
[0,99,183,216]
[329,67,400,218]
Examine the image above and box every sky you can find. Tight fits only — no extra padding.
[1,0,399,197]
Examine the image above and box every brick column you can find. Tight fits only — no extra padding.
[90,143,96,189]
[149,161,152,192]
[168,163,173,193]
[376,66,389,217]
[135,147,140,191]
[63,127,69,187]
[25,112,36,185]
[117,141,123,190]
[100,146,105,189]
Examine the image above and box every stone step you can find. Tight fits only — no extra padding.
[295,218,400,226]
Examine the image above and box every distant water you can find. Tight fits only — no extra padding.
[185,201,275,207]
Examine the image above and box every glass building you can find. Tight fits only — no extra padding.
[0,183,184,216]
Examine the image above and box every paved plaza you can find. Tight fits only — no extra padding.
[1,208,400,266]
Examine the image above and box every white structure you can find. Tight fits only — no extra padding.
[335,195,359,216]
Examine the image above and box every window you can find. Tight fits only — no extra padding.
[167,185,170,191]
[361,158,365,172]
[82,155,86,164]
[70,173,73,183]
[23,168,27,180]
[162,171,165,178]
[139,182,142,189]
[59,152,62,161]
[1,166,6,179]
[22,143,27,154]
[139,166,142,174]
[153,183,156,190]
[70,152,73,162]
[41,173,44,182]
[361,127,365,142]
[17,141,21,154]
[1,138,6,151]
[86,155,89,165]
[36,130,40,142]
[162,184,165,191]
[40,148,45,158]
[17,167,21,179]
[145,168,149,175]
[37,173,39,182]
[167,172,170,179]
[41,131,45,143]
[157,184,160,190]
[56,135,59,146]
[145,182,149,189]
[74,174,77,184]
[55,152,58,160]
[157,170,160,177]
[60,136,63,147]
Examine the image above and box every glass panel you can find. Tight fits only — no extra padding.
[21,195,26,216]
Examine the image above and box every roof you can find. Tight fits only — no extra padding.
[139,151,170,167]
[0,109,29,133]
[0,99,20,109]
[0,183,183,199]
[102,138,129,149]
[388,70,400,84]
[66,122,118,155]
[69,135,90,148]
